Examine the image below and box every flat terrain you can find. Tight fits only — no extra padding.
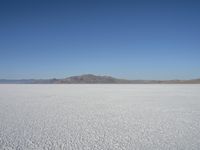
[0,85,200,150]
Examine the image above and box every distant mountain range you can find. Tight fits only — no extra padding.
[0,74,200,84]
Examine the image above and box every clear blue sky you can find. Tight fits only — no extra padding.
[0,0,200,79]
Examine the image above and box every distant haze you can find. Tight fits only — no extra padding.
[0,0,200,79]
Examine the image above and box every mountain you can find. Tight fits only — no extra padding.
[56,74,130,84]
[0,74,200,84]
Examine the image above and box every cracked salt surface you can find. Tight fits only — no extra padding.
[0,84,200,150]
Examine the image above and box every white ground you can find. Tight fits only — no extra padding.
[0,85,200,150]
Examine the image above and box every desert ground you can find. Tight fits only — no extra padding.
[0,84,200,150]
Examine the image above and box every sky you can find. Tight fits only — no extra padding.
[0,0,200,80]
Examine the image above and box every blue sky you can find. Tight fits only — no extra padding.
[0,0,200,79]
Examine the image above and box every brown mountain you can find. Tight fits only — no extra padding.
[55,74,130,84]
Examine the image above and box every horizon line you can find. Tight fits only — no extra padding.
[0,74,199,81]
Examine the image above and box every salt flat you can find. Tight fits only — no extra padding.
[0,84,200,150]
